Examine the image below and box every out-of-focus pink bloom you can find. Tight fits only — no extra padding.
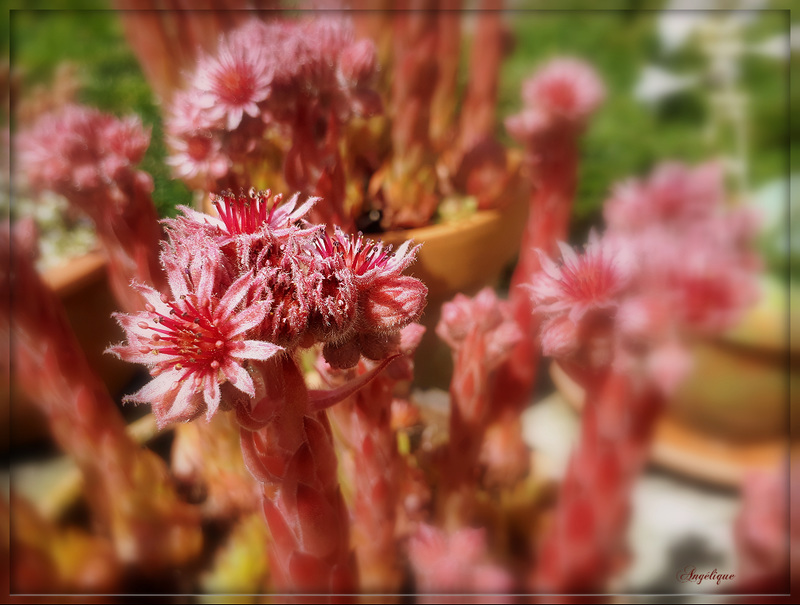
[506,57,605,145]
[109,272,282,428]
[18,104,151,217]
[521,57,606,123]
[529,234,629,327]
[437,288,520,372]
[604,161,725,232]
[194,36,273,131]
[408,524,514,593]
[166,131,229,185]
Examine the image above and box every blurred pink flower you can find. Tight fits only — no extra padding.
[437,287,520,371]
[604,161,725,232]
[408,524,514,594]
[506,56,604,144]
[529,234,629,326]
[522,57,606,122]
[18,104,151,214]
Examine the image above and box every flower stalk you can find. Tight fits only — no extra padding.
[7,220,203,571]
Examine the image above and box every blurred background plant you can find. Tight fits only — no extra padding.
[3,0,795,598]
[6,1,794,271]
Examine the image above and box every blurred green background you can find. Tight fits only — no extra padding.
[5,2,795,270]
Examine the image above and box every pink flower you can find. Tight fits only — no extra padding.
[437,288,520,370]
[194,36,273,131]
[108,272,282,428]
[165,131,229,185]
[408,524,514,594]
[314,230,428,368]
[210,188,317,240]
[521,57,606,123]
[604,161,725,232]
[529,234,628,325]
[18,105,151,207]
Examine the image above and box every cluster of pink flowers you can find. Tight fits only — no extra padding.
[527,160,761,592]
[532,161,760,394]
[18,104,152,222]
[17,104,166,312]
[109,188,426,428]
[165,17,380,228]
[505,57,606,146]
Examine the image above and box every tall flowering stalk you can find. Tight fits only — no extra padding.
[6,219,203,571]
[321,323,425,592]
[528,162,760,592]
[109,189,427,592]
[18,105,166,313]
[497,58,606,425]
[436,288,519,526]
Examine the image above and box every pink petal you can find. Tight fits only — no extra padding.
[221,360,256,397]
[230,340,283,361]
[123,370,181,405]
[203,373,221,419]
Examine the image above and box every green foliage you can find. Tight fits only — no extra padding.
[11,7,191,217]
[498,7,789,245]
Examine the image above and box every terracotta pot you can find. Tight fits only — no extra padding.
[4,251,138,449]
[550,275,795,486]
[668,276,799,443]
[380,192,529,388]
[380,190,529,303]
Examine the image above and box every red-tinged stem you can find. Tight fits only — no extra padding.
[327,363,404,592]
[429,0,462,150]
[238,355,356,593]
[532,366,665,592]
[457,0,506,156]
[441,328,494,526]
[492,137,580,422]
[94,183,166,313]
[390,0,439,159]
[9,227,202,571]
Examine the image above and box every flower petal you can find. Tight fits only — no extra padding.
[230,340,283,361]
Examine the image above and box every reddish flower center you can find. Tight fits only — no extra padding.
[140,297,229,379]
[559,254,618,305]
[315,232,391,275]
[187,135,213,161]
[213,189,284,235]
[545,80,577,114]
[215,65,256,105]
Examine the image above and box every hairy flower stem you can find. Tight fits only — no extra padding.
[533,364,664,592]
[9,225,202,571]
[328,366,403,592]
[501,138,579,409]
[239,356,356,593]
[441,338,494,528]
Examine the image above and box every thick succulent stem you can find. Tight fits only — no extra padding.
[532,366,664,592]
[239,355,356,593]
[9,224,202,571]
